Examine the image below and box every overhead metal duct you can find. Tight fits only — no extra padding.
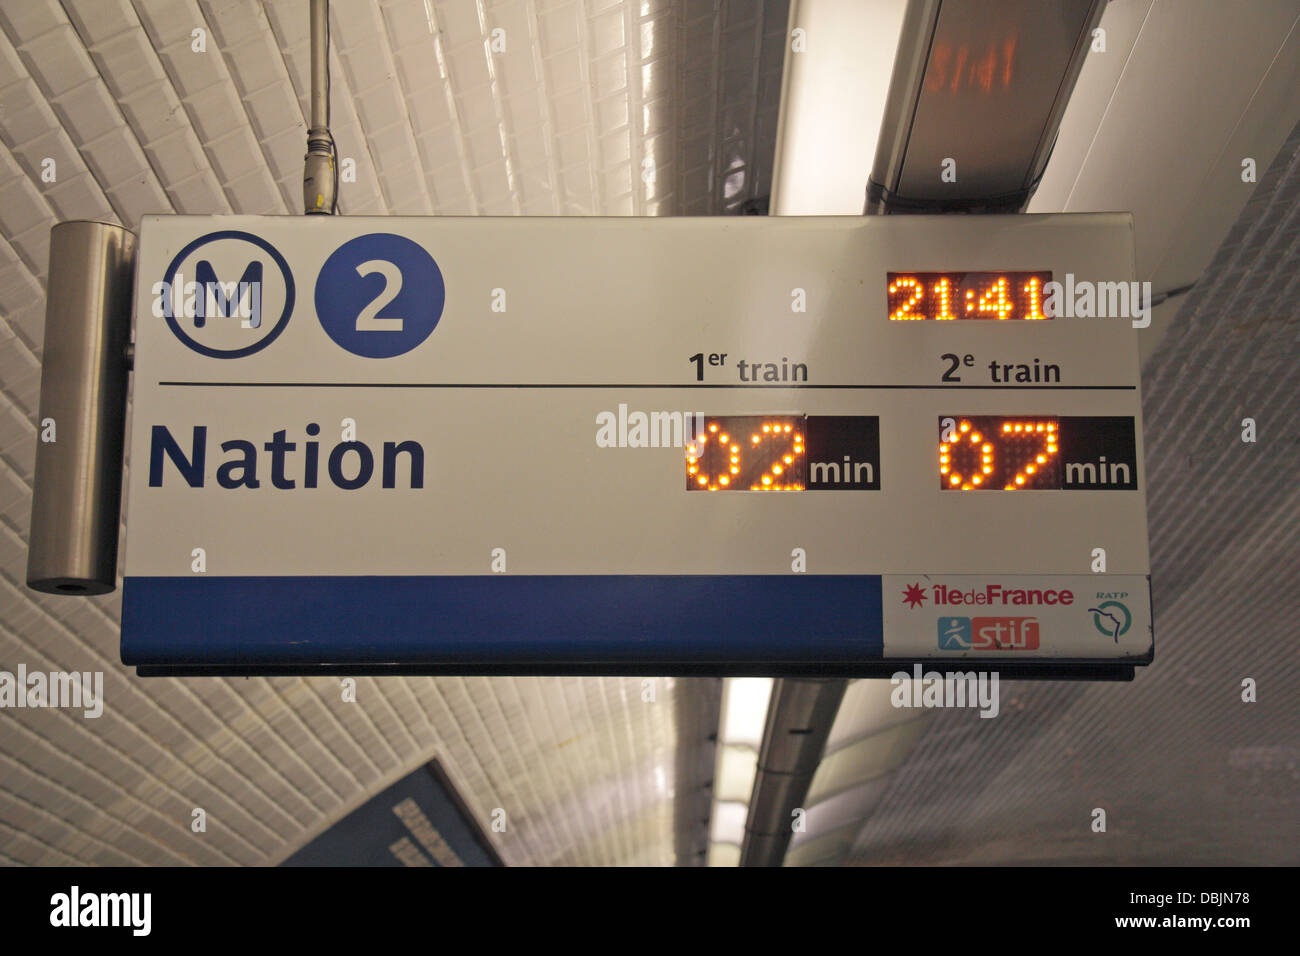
[739,679,846,866]
[674,679,723,866]
[742,0,1111,867]
[866,0,1106,213]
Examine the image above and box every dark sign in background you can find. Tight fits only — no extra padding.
[281,760,503,867]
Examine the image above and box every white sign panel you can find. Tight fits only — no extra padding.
[120,214,1152,675]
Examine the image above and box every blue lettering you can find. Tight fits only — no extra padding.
[193,259,262,328]
[146,424,424,490]
[382,440,424,489]
[217,440,259,488]
[149,425,205,486]
[328,442,373,490]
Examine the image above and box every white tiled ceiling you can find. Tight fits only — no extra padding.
[0,0,787,865]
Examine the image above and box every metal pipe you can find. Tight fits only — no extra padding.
[673,678,723,866]
[27,220,136,596]
[739,678,847,866]
[303,0,336,215]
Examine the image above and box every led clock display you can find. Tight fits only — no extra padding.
[888,271,1052,321]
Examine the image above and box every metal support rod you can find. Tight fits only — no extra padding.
[309,0,329,131]
[27,220,136,596]
[303,0,336,215]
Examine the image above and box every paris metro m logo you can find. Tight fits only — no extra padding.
[154,230,295,358]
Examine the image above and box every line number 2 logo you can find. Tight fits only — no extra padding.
[315,233,444,358]
[354,260,404,332]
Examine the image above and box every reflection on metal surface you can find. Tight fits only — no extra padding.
[868,0,1105,212]
[924,34,1018,94]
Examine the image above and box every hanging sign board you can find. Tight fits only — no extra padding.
[120,213,1152,676]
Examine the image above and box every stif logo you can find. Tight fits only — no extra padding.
[154,230,295,358]
[938,616,1040,650]
[973,616,1039,650]
[938,616,970,649]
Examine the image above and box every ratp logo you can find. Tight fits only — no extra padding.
[1089,599,1132,642]
[153,230,295,358]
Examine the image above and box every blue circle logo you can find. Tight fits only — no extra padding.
[160,231,295,358]
[314,234,445,358]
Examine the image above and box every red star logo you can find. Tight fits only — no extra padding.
[901,583,927,608]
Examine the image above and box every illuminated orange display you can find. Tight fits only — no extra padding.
[924,36,1018,94]
[686,416,805,491]
[888,271,1051,321]
[939,417,1060,490]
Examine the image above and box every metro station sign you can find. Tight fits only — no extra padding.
[120,214,1152,676]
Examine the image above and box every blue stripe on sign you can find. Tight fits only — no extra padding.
[120,575,883,666]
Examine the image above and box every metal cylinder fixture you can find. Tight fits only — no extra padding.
[26,220,136,595]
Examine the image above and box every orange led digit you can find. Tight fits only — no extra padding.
[887,272,1052,320]
[887,277,923,321]
[688,415,806,491]
[934,277,954,320]
[938,416,1062,490]
[974,276,1014,319]
[1024,277,1045,320]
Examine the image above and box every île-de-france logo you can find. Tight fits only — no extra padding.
[902,583,927,608]
[1088,599,1132,642]
[152,230,295,358]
